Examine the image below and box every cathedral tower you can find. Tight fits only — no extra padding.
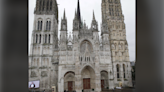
[101,0,132,86]
[29,0,59,91]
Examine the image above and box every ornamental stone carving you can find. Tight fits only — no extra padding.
[41,71,48,77]
[119,45,121,50]
[125,45,128,50]
[112,44,115,49]
[31,71,37,77]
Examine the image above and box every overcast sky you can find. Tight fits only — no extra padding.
[29,0,135,61]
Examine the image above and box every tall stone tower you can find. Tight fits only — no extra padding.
[29,0,59,91]
[101,0,132,86]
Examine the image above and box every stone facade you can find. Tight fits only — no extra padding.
[29,0,132,92]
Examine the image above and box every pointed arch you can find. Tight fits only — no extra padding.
[37,58,39,66]
[42,0,45,11]
[39,34,41,43]
[39,0,42,11]
[46,0,49,11]
[47,58,49,66]
[123,64,126,78]
[50,0,52,10]
[116,64,120,78]
[38,21,40,30]
[49,34,51,43]
[36,34,38,43]
[45,34,47,43]
[49,21,51,31]
[46,21,48,30]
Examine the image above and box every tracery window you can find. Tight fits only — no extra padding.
[116,64,120,78]
[40,21,42,30]
[36,34,38,43]
[42,1,45,11]
[46,1,49,11]
[39,34,41,43]
[123,64,126,78]
[50,0,52,10]
[49,34,50,43]
[38,21,40,30]
[49,21,51,30]
[45,34,47,43]
[46,21,48,30]
[39,0,42,11]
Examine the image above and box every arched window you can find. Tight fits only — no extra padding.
[38,47,40,54]
[33,59,36,66]
[42,1,45,11]
[40,21,42,30]
[36,34,38,43]
[50,1,52,10]
[39,34,41,43]
[44,59,46,65]
[46,1,49,11]
[49,21,51,31]
[116,64,120,78]
[46,21,48,30]
[123,64,126,78]
[37,58,39,66]
[47,58,49,66]
[38,21,40,30]
[49,34,50,43]
[39,0,42,11]
[45,34,47,43]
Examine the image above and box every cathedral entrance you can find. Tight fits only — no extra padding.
[100,71,109,90]
[64,71,75,91]
[83,78,90,89]
[81,66,95,90]
[101,80,104,88]
[68,81,73,91]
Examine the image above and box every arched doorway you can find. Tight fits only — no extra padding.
[100,71,109,90]
[81,66,95,91]
[64,71,75,91]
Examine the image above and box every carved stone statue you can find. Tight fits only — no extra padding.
[119,45,121,49]
[41,71,47,77]
[31,71,37,77]
[125,45,128,50]
[112,44,115,49]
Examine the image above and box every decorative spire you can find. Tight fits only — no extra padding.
[63,9,66,19]
[93,10,95,20]
[74,9,77,19]
[77,0,82,29]
[77,0,81,21]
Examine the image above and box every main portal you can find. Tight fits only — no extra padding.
[83,78,90,89]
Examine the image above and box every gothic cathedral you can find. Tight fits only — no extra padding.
[29,0,132,92]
